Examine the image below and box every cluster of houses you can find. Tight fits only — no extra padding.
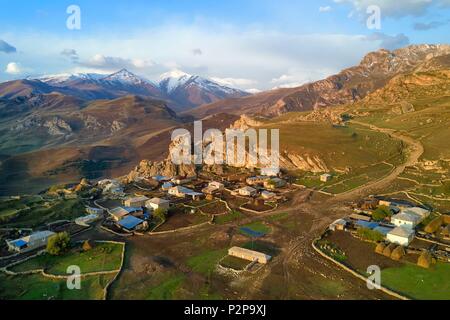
[331,197,432,247]
[108,196,171,232]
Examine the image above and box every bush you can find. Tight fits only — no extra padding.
[357,227,384,242]
[47,232,71,256]
[372,205,392,221]
[153,208,168,222]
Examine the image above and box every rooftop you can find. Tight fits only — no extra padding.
[118,215,145,230]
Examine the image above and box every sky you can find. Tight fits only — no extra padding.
[0,0,449,91]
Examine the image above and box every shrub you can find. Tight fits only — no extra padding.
[47,232,71,256]
[153,208,168,222]
[372,205,392,221]
[357,227,384,242]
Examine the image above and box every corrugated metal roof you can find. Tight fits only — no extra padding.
[118,215,144,230]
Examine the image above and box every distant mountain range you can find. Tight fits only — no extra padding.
[0,69,249,112]
[188,44,450,118]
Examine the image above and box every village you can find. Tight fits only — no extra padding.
[0,166,296,277]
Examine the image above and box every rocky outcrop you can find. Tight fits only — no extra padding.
[43,117,72,136]
[280,153,328,173]
[125,159,197,183]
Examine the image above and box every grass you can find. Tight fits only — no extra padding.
[213,210,244,224]
[10,242,123,275]
[0,273,114,300]
[0,198,85,228]
[219,255,250,271]
[186,248,228,276]
[145,274,186,300]
[381,262,450,300]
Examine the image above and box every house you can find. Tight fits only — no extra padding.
[85,206,104,215]
[124,196,149,208]
[238,186,258,197]
[171,176,194,185]
[202,181,225,194]
[391,212,422,229]
[261,191,276,200]
[228,246,272,264]
[246,176,271,186]
[168,186,203,200]
[349,213,371,222]
[162,182,174,191]
[110,206,143,221]
[377,197,414,209]
[152,175,171,182]
[330,219,347,231]
[7,231,56,253]
[403,207,430,220]
[146,198,170,211]
[264,178,286,189]
[260,167,280,177]
[373,226,394,237]
[117,215,148,232]
[98,179,124,196]
[168,186,193,198]
[387,226,415,246]
[320,174,332,182]
[75,214,100,227]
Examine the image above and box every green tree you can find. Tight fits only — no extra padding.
[357,227,384,242]
[372,205,392,221]
[46,232,71,256]
[153,208,168,222]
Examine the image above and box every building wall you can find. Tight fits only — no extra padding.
[387,233,413,246]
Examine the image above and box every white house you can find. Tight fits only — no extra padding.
[7,231,56,253]
[391,212,422,229]
[124,196,149,208]
[320,174,332,182]
[261,191,276,200]
[238,186,257,197]
[387,226,415,246]
[75,214,100,227]
[403,207,430,220]
[85,206,104,215]
[146,198,170,211]
[202,181,225,194]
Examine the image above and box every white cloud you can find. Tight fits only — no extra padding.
[319,6,332,12]
[364,32,410,50]
[5,62,22,74]
[0,24,385,89]
[210,77,257,87]
[77,54,155,72]
[246,88,262,94]
[334,0,449,18]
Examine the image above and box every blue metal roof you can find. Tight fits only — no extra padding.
[355,220,379,229]
[239,227,266,238]
[122,206,142,213]
[118,215,144,230]
[11,239,28,248]
[373,226,393,236]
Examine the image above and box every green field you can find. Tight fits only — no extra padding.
[145,274,186,300]
[213,210,244,224]
[10,242,124,275]
[0,273,115,300]
[0,198,85,228]
[186,248,228,276]
[382,263,450,300]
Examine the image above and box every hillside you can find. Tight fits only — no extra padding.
[188,44,450,118]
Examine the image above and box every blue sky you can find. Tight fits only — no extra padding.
[0,0,449,90]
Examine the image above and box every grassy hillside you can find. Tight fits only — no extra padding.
[349,69,450,210]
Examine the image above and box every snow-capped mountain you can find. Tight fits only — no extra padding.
[158,69,249,110]
[14,69,249,111]
[35,73,105,86]
[101,69,156,86]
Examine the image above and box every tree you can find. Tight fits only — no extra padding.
[153,208,168,222]
[372,205,392,221]
[47,232,71,256]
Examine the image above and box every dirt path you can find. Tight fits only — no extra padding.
[333,120,424,201]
